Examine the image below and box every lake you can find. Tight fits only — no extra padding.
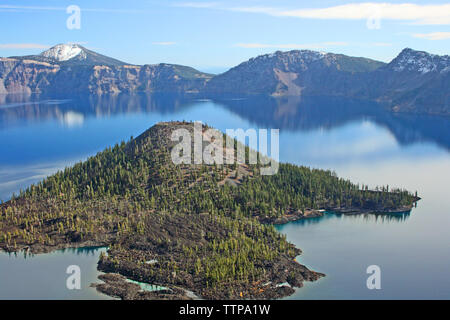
[0,246,110,299]
[0,93,449,299]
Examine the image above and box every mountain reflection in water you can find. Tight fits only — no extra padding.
[1,93,449,151]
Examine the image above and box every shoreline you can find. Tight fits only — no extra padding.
[265,200,419,225]
[0,200,419,300]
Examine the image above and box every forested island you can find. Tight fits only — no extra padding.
[0,121,419,299]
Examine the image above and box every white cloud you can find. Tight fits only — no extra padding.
[234,42,348,50]
[152,42,177,46]
[413,32,450,40]
[275,3,450,25]
[0,43,50,49]
[178,2,450,25]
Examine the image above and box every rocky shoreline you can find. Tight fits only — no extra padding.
[0,202,418,300]
[0,200,420,300]
[91,202,417,300]
[330,203,418,215]
[89,210,326,300]
[95,259,323,300]
[92,273,192,300]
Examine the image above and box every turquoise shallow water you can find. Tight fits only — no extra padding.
[125,279,168,292]
[0,93,449,299]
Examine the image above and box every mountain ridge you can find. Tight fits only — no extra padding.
[0,44,448,115]
[204,49,386,96]
[0,44,212,95]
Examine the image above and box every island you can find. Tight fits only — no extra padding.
[0,121,419,299]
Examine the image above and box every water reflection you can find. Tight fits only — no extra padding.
[281,211,411,229]
[0,93,197,129]
[59,246,108,256]
[1,93,449,151]
[213,95,450,151]
[5,246,107,261]
[335,211,411,223]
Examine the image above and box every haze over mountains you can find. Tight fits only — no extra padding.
[0,44,448,116]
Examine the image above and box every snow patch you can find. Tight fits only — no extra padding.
[243,50,328,68]
[41,44,84,61]
[392,49,450,74]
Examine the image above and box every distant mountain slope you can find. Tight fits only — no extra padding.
[205,50,385,96]
[361,48,450,115]
[392,70,449,115]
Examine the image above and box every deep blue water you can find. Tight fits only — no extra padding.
[0,93,449,299]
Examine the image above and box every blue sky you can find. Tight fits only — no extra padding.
[1,0,449,73]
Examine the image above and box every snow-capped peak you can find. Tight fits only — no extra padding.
[391,48,450,74]
[40,44,85,61]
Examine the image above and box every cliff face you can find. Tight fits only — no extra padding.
[0,58,60,94]
[0,59,212,95]
[0,44,212,94]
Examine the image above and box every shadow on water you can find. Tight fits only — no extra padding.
[59,246,108,256]
[4,246,107,259]
[333,211,411,223]
[212,95,450,151]
[279,210,411,229]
